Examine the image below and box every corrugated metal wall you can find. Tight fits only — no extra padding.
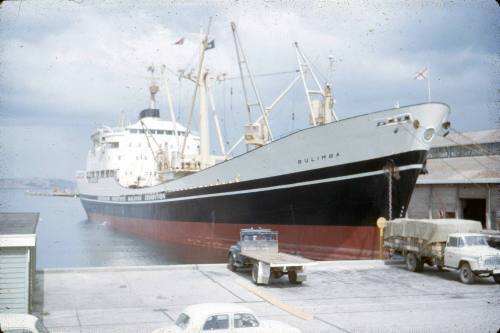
[0,247,30,313]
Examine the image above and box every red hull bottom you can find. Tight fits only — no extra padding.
[89,213,380,260]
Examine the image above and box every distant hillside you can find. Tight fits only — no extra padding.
[0,178,76,191]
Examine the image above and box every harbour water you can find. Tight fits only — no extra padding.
[0,189,226,269]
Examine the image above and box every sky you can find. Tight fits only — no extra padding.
[0,0,498,180]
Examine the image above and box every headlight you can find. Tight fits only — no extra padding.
[423,128,435,141]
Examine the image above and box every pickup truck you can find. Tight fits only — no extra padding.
[227,228,315,285]
[384,218,500,284]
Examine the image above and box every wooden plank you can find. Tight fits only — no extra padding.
[0,267,27,274]
[0,262,28,269]
[0,281,26,288]
[0,294,26,300]
[0,255,27,262]
[241,251,315,266]
[0,273,26,280]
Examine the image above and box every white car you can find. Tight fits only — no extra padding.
[152,303,301,333]
[0,313,49,333]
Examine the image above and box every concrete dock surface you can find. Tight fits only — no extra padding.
[33,260,500,333]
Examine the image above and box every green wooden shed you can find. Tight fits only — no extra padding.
[0,213,39,314]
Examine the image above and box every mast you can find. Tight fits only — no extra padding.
[294,42,337,125]
[161,65,180,153]
[181,17,212,161]
[179,18,228,169]
[199,68,210,169]
[230,22,272,146]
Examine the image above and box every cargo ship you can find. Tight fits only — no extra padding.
[77,22,450,259]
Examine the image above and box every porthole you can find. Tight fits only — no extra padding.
[423,127,435,142]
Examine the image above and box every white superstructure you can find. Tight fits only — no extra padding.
[84,111,204,188]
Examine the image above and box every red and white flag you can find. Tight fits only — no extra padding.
[414,67,428,80]
[173,37,185,45]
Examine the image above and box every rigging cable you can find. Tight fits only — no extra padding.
[177,77,182,122]
[224,69,299,80]
[222,79,229,148]
[440,134,498,172]
[447,127,500,162]
[230,81,234,139]
[438,158,487,191]
[400,123,497,188]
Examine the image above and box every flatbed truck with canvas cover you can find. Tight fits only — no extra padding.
[228,229,315,285]
[384,218,500,284]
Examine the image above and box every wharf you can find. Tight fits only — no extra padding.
[33,260,500,333]
[25,190,78,197]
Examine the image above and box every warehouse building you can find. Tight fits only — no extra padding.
[408,129,500,230]
[0,213,39,313]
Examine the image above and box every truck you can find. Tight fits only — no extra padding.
[384,218,500,284]
[227,229,315,285]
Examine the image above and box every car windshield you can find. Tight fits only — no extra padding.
[175,313,190,329]
[463,235,488,246]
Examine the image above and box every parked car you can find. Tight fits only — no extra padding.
[0,313,49,333]
[152,303,301,333]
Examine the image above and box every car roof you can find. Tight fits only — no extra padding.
[182,303,255,318]
[0,313,38,328]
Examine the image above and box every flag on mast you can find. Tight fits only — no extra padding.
[414,67,431,102]
[205,39,215,50]
[173,37,185,45]
[414,67,428,80]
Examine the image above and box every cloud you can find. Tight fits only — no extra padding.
[0,0,498,178]
[1,2,497,124]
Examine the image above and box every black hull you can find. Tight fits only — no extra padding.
[81,150,425,226]
[80,150,425,259]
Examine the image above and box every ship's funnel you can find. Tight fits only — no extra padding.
[149,84,159,109]
[139,108,160,119]
[137,83,161,119]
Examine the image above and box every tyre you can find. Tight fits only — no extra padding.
[288,270,302,284]
[406,252,423,272]
[416,259,424,272]
[227,254,236,272]
[493,274,500,284]
[252,263,259,284]
[459,262,474,284]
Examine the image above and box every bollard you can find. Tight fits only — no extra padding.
[376,217,387,259]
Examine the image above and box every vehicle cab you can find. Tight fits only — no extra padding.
[228,229,278,269]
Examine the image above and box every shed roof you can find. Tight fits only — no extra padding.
[417,155,500,184]
[431,128,500,148]
[0,213,39,235]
